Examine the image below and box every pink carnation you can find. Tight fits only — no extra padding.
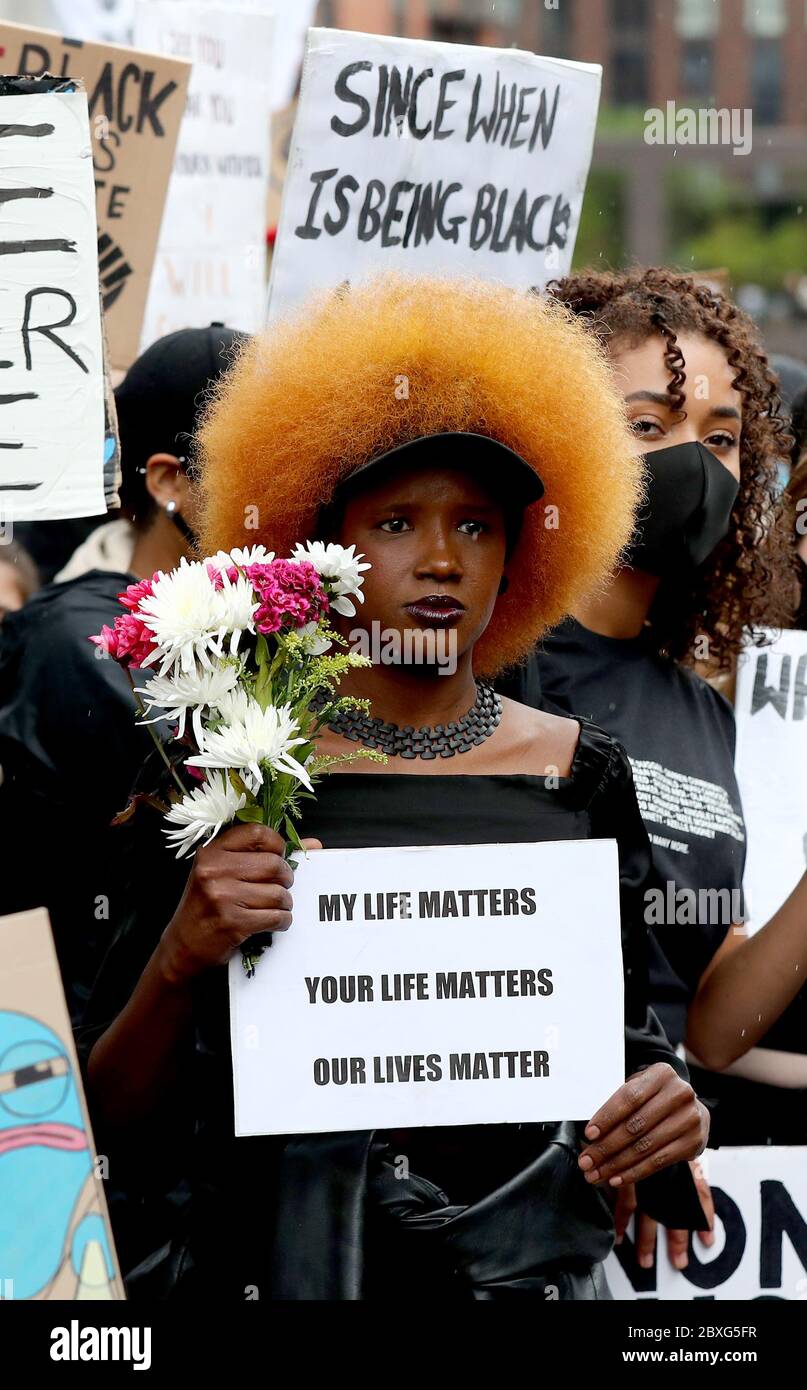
[90,612,157,669]
[117,576,156,612]
[248,558,329,636]
[205,562,239,591]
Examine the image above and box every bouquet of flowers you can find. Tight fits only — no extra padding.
[92,541,373,974]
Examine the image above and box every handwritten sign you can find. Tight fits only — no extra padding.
[229,839,624,1136]
[0,80,107,522]
[0,19,191,372]
[0,908,123,1301]
[267,28,601,322]
[607,1146,807,1301]
[735,629,807,931]
[134,2,275,344]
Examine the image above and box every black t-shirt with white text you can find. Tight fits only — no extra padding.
[500,619,745,1047]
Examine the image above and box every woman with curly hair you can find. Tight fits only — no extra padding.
[503,267,807,1172]
[788,385,807,628]
[82,274,708,1301]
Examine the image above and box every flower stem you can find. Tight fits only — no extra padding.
[125,668,188,798]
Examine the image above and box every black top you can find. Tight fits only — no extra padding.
[0,569,153,1022]
[80,720,704,1301]
[795,557,807,631]
[500,619,745,1048]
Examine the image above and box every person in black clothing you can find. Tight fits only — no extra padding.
[0,325,244,1024]
[0,539,39,620]
[82,275,708,1301]
[499,268,807,1265]
[788,384,807,628]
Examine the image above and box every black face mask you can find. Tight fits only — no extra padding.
[625,441,739,576]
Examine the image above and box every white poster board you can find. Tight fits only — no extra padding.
[230,839,624,1136]
[0,84,106,521]
[259,0,316,110]
[134,2,274,344]
[267,28,602,324]
[735,630,807,931]
[606,1146,807,1300]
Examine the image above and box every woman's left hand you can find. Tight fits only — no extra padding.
[578,1062,709,1187]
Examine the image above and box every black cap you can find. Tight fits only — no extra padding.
[115,323,246,459]
[337,432,544,508]
[114,325,246,523]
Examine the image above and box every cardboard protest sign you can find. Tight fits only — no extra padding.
[0,18,191,370]
[267,28,602,323]
[0,78,109,522]
[0,908,124,1300]
[606,1146,807,1301]
[134,2,275,345]
[735,629,807,932]
[230,839,624,1136]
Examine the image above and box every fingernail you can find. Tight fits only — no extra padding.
[579,1154,593,1170]
[609,1175,622,1187]
[614,1234,623,1246]
[585,1169,600,1183]
[638,1254,654,1269]
[585,1125,600,1140]
[673,1254,688,1270]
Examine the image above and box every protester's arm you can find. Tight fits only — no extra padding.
[87,824,307,1130]
[581,732,709,1216]
[685,871,807,1069]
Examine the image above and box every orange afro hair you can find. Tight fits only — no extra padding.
[196,274,642,674]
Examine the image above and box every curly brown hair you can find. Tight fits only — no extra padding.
[547,266,798,670]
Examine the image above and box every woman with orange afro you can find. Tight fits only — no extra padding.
[84,275,707,1301]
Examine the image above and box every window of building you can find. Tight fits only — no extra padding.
[611,49,649,105]
[611,0,650,28]
[676,0,720,39]
[431,17,482,44]
[542,0,574,59]
[744,0,787,37]
[680,39,716,100]
[751,37,784,123]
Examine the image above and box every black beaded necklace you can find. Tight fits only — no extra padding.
[313,680,503,760]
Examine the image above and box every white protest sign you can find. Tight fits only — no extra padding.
[0,83,106,521]
[735,629,807,931]
[249,0,316,110]
[267,28,602,323]
[134,2,274,344]
[230,838,624,1137]
[606,1146,807,1301]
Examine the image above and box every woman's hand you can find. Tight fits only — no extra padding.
[158,823,322,984]
[614,1161,715,1269]
[578,1062,709,1187]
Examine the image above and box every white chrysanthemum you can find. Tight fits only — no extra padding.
[164,772,247,858]
[186,697,313,794]
[291,541,370,617]
[295,620,332,656]
[137,558,226,676]
[134,662,243,743]
[215,569,259,656]
[206,545,274,571]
